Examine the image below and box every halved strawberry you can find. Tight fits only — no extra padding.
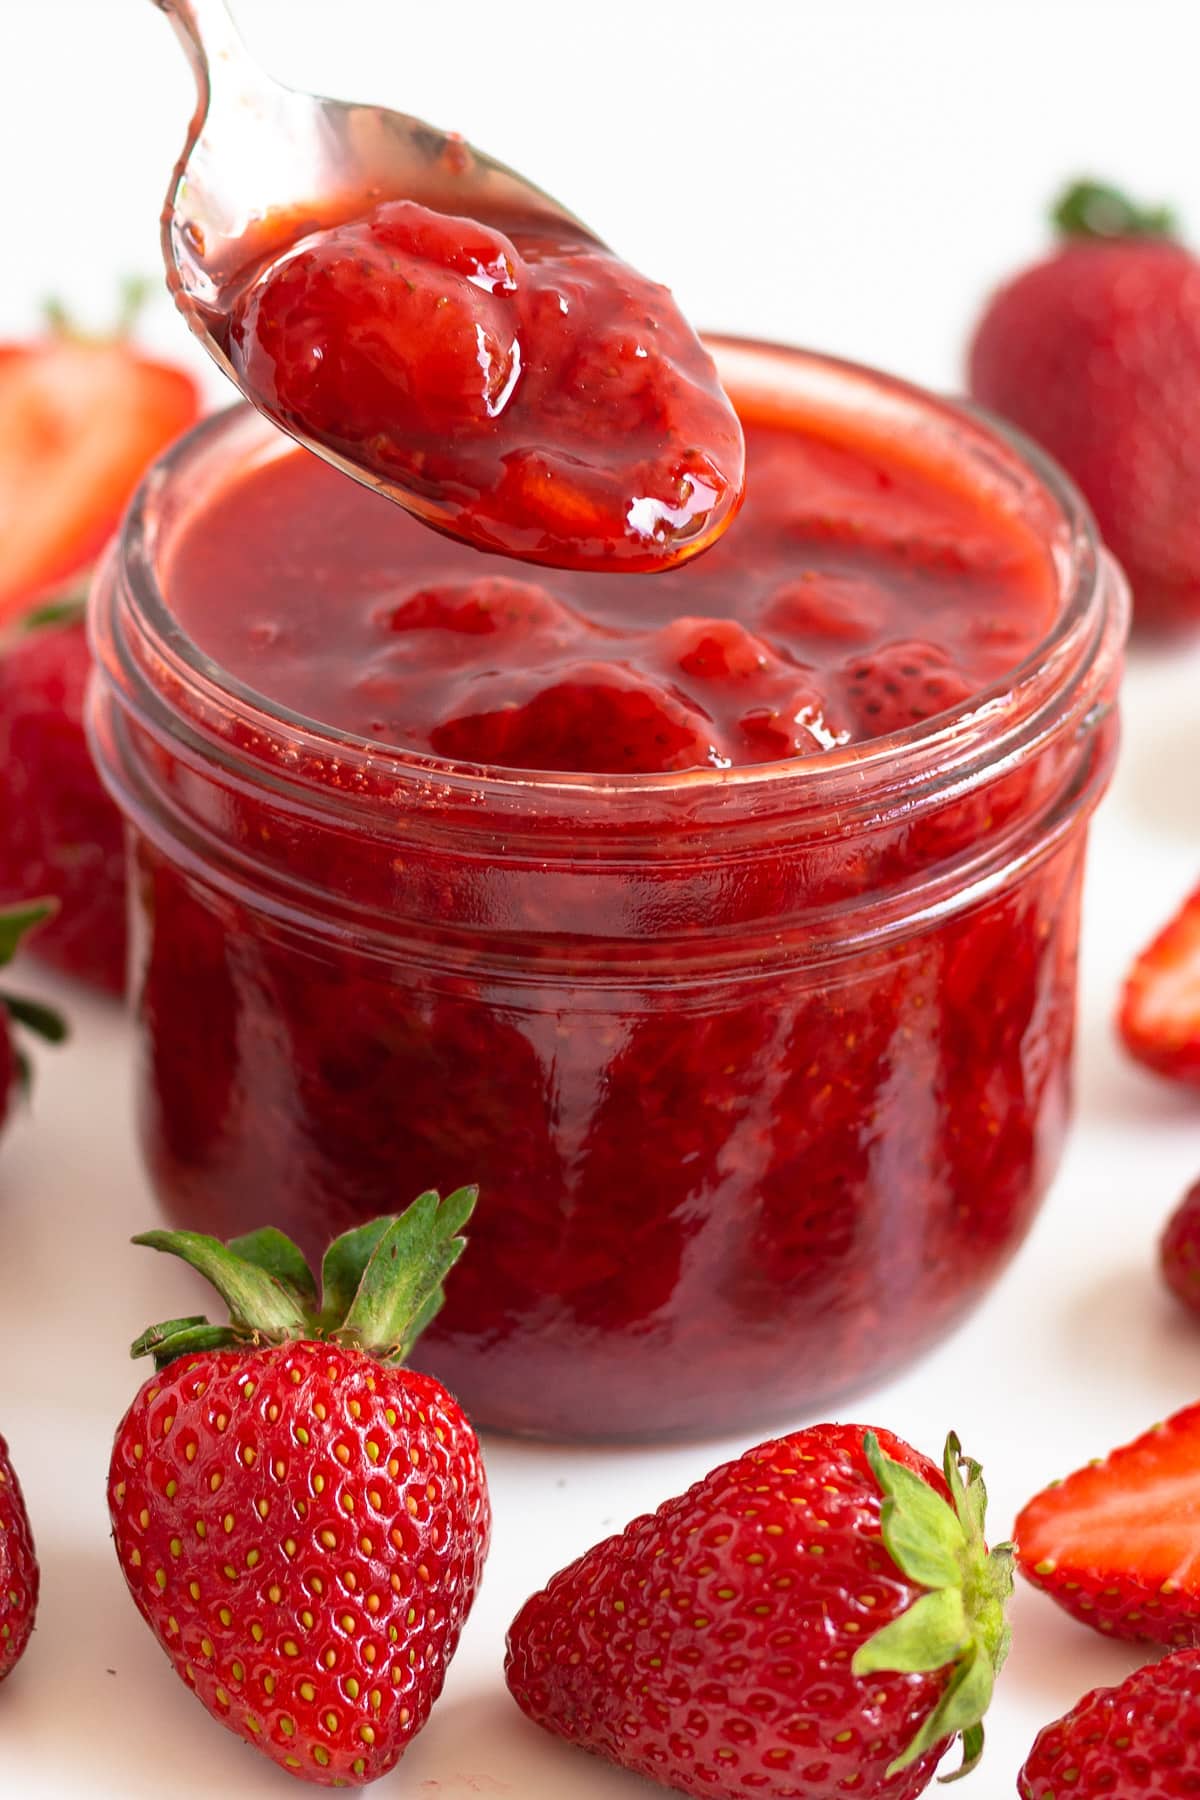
[1015,1401,1200,1646]
[0,295,200,619]
[1118,883,1200,1089]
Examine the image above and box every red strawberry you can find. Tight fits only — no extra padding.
[108,1190,490,1787]
[505,1425,1013,1799]
[0,1431,38,1681]
[0,900,67,1139]
[0,298,200,994]
[1015,1400,1200,1646]
[0,606,127,994]
[1118,883,1200,1089]
[968,178,1200,632]
[1018,1648,1200,1798]
[1162,1176,1200,1314]
[840,640,974,740]
[0,294,200,620]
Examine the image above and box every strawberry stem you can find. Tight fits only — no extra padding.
[129,1187,479,1371]
[40,277,156,346]
[114,275,156,338]
[1052,179,1176,241]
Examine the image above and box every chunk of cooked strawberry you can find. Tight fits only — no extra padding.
[380,576,570,638]
[1015,1400,1200,1646]
[839,639,975,741]
[231,201,523,447]
[761,572,889,646]
[1118,883,1200,1089]
[655,617,849,760]
[429,663,723,775]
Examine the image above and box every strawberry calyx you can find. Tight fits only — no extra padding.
[852,1432,1013,1782]
[0,901,68,1088]
[17,591,88,634]
[41,276,157,348]
[130,1186,479,1371]
[1052,179,1176,242]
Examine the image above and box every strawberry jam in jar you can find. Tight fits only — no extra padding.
[89,341,1127,1441]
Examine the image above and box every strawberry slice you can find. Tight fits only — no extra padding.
[1118,883,1200,1089]
[0,302,200,619]
[1015,1402,1200,1646]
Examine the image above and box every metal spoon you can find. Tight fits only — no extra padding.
[151,0,601,452]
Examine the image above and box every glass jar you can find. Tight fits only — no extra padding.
[88,341,1127,1442]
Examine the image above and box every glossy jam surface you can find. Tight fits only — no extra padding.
[225,200,745,573]
[92,360,1120,1441]
[166,415,1058,772]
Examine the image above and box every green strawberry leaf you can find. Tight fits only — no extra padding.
[853,1432,1014,1780]
[319,1215,398,1329]
[864,1432,966,1590]
[130,1314,213,1359]
[228,1226,319,1307]
[133,1320,247,1367]
[0,901,55,967]
[851,1587,969,1677]
[1053,178,1176,241]
[340,1185,478,1362]
[129,1188,480,1372]
[2,993,69,1044]
[20,592,88,632]
[131,1229,311,1339]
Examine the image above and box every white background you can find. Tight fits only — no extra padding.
[2,1,1200,1794]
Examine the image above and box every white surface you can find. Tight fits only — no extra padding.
[3,1,1200,1794]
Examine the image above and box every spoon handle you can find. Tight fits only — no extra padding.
[153,0,269,106]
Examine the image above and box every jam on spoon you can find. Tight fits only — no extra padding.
[152,0,745,571]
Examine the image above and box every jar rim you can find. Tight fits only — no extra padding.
[109,335,1117,812]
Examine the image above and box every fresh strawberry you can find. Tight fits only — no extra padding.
[107,1190,490,1787]
[1015,1400,1200,1646]
[0,605,126,994]
[1118,882,1200,1090]
[0,293,200,620]
[0,297,200,993]
[1162,1176,1200,1314]
[840,640,974,739]
[0,900,67,1139]
[1018,1648,1200,1798]
[0,1431,38,1681]
[506,1425,1012,1799]
[968,178,1200,632]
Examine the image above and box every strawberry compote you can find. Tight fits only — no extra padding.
[88,341,1127,1440]
[221,200,744,573]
